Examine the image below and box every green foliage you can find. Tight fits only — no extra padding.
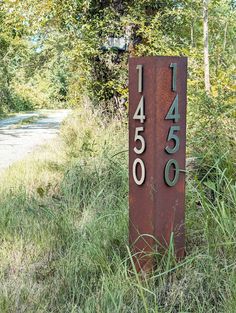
[0,0,235,113]
[187,89,235,179]
[59,0,235,111]
[0,1,71,114]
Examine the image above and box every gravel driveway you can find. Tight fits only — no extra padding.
[0,110,70,172]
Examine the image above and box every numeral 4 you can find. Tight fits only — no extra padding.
[133,96,145,123]
[165,95,180,123]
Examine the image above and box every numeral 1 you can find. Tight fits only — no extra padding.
[170,63,177,92]
[136,65,143,93]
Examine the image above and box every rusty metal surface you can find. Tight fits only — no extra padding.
[129,56,187,272]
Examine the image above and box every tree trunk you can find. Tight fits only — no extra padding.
[191,20,194,48]
[203,0,210,93]
[223,21,228,52]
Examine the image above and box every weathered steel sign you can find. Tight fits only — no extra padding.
[129,56,187,272]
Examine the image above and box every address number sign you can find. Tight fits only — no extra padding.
[129,57,187,272]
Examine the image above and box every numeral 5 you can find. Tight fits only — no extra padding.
[134,127,146,154]
[165,125,180,154]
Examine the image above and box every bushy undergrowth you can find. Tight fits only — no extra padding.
[0,101,235,312]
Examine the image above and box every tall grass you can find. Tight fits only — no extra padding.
[0,101,235,312]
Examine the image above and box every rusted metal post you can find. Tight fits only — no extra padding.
[129,56,187,272]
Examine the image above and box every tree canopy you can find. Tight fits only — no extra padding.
[0,0,235,114]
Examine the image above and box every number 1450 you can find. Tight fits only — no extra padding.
[132,63,182,187]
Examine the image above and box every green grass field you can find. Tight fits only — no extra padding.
[0,104,235,313]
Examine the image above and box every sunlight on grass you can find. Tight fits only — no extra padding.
[0,104,235,312]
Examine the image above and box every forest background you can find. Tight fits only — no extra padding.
[0,1,235,312]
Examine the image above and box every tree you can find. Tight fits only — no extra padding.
[203,0,211,93]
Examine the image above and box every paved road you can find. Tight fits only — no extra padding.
[0,110,70,172]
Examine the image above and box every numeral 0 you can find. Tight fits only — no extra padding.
[164,159,180,187]
[133,158,145,185]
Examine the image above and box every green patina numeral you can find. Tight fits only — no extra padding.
[164,159,180,187]
[170,63,177,92]
[165,125,180,154]
[165,95,180,123]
